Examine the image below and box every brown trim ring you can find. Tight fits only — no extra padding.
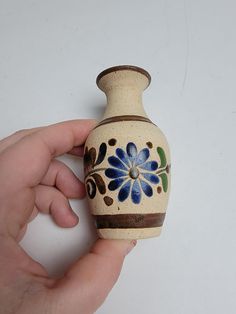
[94,213,166,229]
[96,65,151,87]
[94,115,155,129]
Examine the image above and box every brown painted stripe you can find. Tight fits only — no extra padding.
[94,115,154,129]
[94,213,166,229]
[96,65,151,87]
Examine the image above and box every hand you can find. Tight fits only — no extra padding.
[0,120,136,314]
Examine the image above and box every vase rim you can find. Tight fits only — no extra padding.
[96,65,151,87]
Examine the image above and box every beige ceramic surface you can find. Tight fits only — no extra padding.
[98,227,162,240]
[84,66,171,239]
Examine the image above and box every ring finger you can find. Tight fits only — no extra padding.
[34,185,79,228]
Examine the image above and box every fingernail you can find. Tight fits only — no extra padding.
[126,240,137,255]
[68,210,79,226]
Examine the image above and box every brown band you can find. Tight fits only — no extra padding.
[94,213,166,229]
[94,115,154,129]
[96,65,151,87]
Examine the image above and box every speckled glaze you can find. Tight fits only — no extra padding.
[84,65,171,240]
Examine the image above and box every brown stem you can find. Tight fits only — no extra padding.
[85,164,170,181]
[156,164,170,175]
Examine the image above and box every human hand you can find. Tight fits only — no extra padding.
[0,120,136,314]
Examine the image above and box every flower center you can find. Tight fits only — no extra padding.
[129,167,139,179]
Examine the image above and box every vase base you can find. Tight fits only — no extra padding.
[97,227,162,240]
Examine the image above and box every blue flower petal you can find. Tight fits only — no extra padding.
[141,172,160,184]
[131,180,141,204]
[108,178,126,191]
[139,161,158,171]
[140,179,153,197]
[135,148,149,166]
[116,148,131,167]
[105,168,128,179]
[118,180,131,202]
[126,142,137,164]
[108,156,128,171]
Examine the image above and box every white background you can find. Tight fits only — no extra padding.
[1,1,236,313]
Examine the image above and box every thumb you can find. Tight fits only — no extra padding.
[54,239,136,314]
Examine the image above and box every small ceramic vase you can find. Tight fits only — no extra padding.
[84,65,170,239]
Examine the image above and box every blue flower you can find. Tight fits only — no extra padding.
[105,142,159,204]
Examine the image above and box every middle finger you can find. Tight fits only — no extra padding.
[41,159,85,199]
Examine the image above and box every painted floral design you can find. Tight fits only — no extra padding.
[84,143,107,199]
[105,142,159,204]
[84,139,170,206]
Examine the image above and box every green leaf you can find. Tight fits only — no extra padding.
[157,147,167,168]
[159,173,168,192]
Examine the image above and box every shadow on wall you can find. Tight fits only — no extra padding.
[48,154,99,277]
[48,98,106,277]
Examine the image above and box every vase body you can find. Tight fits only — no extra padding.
[84,65,171,240]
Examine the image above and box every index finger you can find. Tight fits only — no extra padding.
[0,119,96,189]
[37,119,97,157]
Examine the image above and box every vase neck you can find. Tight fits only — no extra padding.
[96,67,151,120]
[102,86,147,119]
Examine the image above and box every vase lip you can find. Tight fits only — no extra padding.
[96,65,151,88]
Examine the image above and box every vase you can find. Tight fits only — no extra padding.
[84,65,170,240]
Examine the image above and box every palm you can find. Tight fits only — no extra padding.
[0,120,135,314]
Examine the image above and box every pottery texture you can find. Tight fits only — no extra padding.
[84,66,171,240]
